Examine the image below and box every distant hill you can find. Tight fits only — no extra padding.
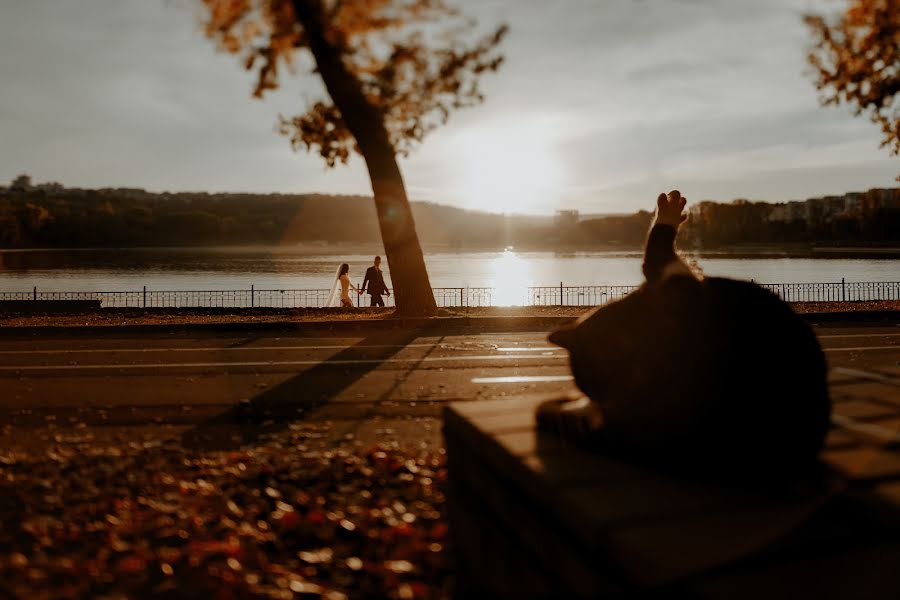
[0,187,557,250]
[1,180,897,251]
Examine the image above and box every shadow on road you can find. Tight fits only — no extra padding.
[181,328,424,451]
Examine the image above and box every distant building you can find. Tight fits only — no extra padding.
[787,201,806,222]
[886,189,900,210]
[844,192,863,214]
[824,195,844,213]
[555,210,580,228]
[807,195,846,226]
[862,188,888,213]
[805,198,824,227]
[768,203,791,223]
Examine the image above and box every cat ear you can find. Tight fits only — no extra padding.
[549,326,576,350]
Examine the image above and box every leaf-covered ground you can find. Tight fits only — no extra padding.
[0,426,450,599]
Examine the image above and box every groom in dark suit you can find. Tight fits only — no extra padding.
[361,256,391,307]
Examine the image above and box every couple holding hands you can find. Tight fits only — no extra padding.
[328,255,391,308]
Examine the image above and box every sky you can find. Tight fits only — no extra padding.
[1,0,898,214]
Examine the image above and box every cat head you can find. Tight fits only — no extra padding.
[547,326,576,351]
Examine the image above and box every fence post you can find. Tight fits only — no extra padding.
[842,277,846,302]
[143,285,147,308]
[560,282,564,307]
[33,286,36,301]
[251,284,254,308]
[459,288,463,307]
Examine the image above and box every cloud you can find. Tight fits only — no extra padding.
[0,0,896,213]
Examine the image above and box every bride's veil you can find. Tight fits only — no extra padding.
[325,264,342,307]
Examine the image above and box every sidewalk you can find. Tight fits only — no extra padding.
[0,302,898,335]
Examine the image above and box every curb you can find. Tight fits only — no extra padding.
[0,311,897,337]
[0,315,578,337]
[800,310,900,324]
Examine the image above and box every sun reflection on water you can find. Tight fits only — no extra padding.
[488,248,532,306]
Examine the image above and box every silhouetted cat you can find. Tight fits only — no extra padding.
[540,192,830,481]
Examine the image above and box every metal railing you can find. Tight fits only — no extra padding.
[756,280,900,303]
[529,285,639,307]
[1,280,898,308]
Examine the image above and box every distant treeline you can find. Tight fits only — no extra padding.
[0,190,554,249]
[0,189,897,250]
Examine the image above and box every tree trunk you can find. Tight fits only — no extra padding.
[361,145,439,316]
[293,0,437,316]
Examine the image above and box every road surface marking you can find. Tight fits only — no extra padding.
[823,345,898,353]
[0,343,560,356]
[496,347,558,352]
[1,338,892,359]
[819,333,900,339]
[832,367,900,387]
[471,375,574,384]
[0,343,441,355]
[474,367,899,386]
[0,354,567,372]
[831,415,900,443]
[0,342,562,355]
[2,333,894,355]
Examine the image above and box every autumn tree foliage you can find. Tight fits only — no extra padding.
[201,0,507,315]
[806,0,900,158]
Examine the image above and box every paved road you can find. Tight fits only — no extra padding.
[1,321,898,454]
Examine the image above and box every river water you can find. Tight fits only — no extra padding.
[0,247,896,304]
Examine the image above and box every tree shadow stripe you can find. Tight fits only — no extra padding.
[181,329,425,450]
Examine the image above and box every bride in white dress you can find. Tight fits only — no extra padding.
[326,263,359,308]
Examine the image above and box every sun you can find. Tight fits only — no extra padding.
[451,119,564,213]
